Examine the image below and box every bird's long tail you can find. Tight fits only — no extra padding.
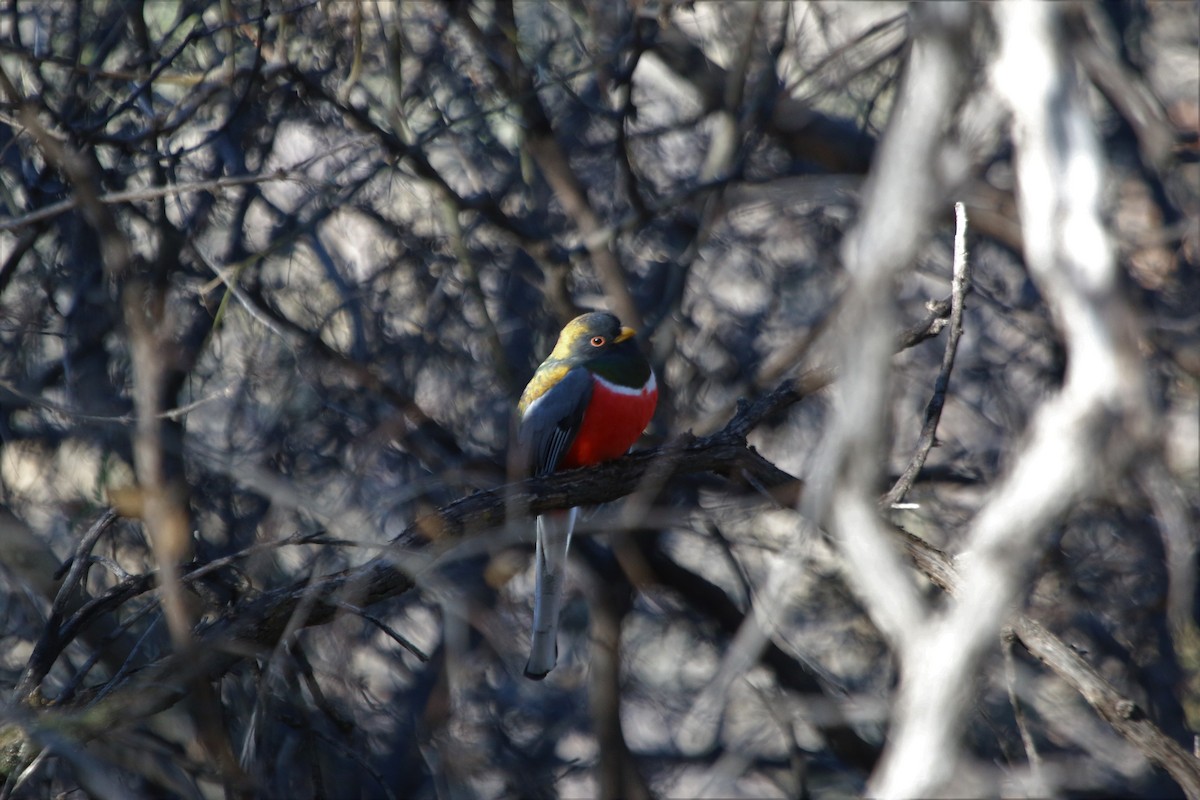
[525,508,578,679]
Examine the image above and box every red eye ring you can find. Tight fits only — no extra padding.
[590,336,606,347]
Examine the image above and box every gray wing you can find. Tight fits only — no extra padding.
[517,367,593,477]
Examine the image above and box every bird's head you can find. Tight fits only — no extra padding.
[548,312,638,364]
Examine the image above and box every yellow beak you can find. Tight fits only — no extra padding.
[615,326,636,343]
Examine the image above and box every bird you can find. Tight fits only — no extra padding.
[514,311,658,679]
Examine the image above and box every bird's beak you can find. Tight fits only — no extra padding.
[615,326,636,343]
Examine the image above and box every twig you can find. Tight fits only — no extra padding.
[47,532,343,667]
[883,201,972,508]
[331,601,429,662]
[675,508,823,756]
[60,600,161,704]
[305,724,401,800]
[438,192,517,393]
[1139,462,1200,652]
[90,614,165,706]
[181,531,347,585]
[640,539,880,771]
[718,295,953,441]
[0,173,293,234]
[2,744,49,799]
[286,640,356,734]
[1002,631,1045,790]
[16,510,118,699]
[480,0,644,330]
[613,17,650,222]
[0,378,235,426]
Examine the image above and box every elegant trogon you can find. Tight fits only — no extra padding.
[515,312,658,679]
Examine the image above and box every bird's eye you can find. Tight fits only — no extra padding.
[590,336,606,347]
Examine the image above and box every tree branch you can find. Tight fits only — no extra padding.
[883,201,972,508]
[893,527,1200,798]
[870,4,1158,796]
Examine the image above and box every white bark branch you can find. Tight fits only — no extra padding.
[868,3,1153,796]
[819,1,973,658]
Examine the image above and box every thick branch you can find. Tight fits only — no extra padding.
[893,528,1200,798]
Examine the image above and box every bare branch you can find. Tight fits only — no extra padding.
[16,510,118,699]
[894,528,1200,797]
[883,201,972,508]
[817,3,973,654]
[0,173,293,235]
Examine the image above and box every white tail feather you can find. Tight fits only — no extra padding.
[524,508,577,679]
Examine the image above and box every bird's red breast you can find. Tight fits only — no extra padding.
[559,372,658,469]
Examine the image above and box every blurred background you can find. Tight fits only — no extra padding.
[0,1,1196,798]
